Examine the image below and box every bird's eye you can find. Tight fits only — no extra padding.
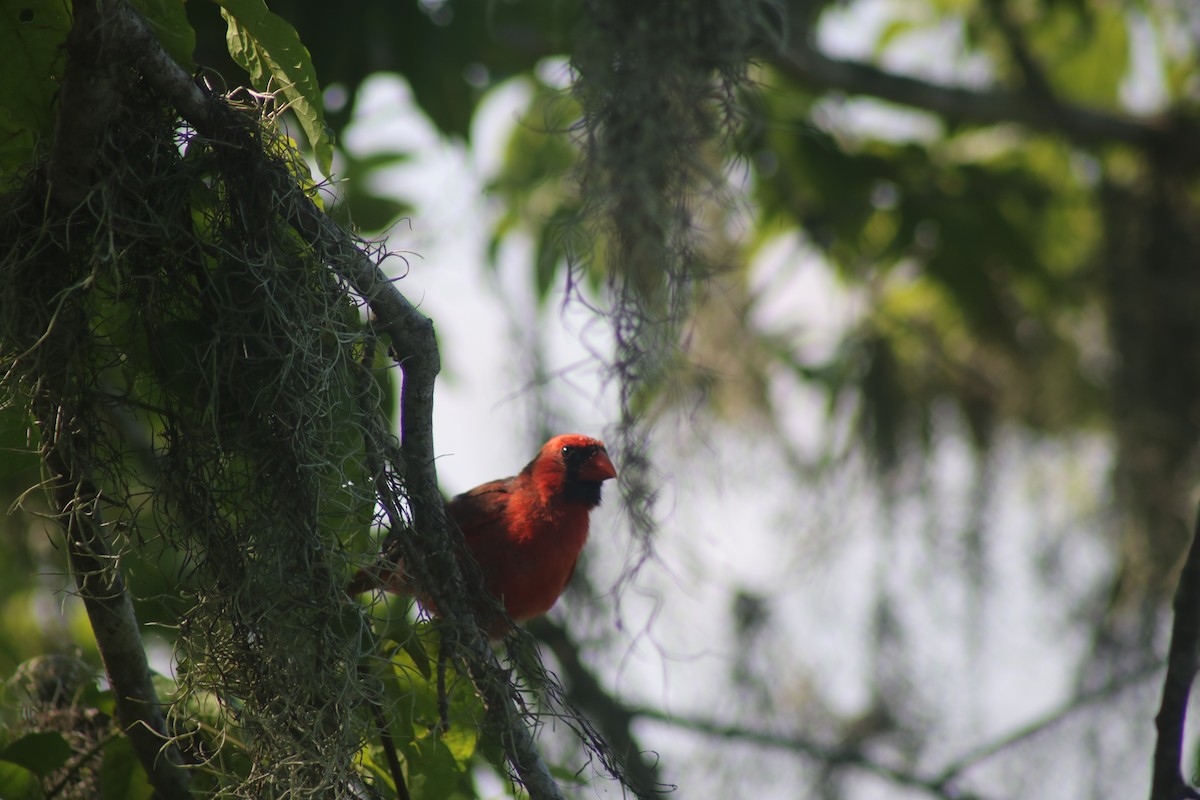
[561,445,573,458]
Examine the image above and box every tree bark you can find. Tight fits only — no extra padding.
[1149,506,1200,800]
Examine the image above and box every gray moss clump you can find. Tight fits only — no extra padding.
[0,88,392,797]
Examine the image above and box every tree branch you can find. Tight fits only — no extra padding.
[40,1,190,795]
[47,0,120,211]
[297,161,572,800]
[529,618,669,798]
[937,659,1161,786]
[630,705,991,800]
[1149,505,1200,800]
[979,0,1059,109]
[35,405,190,799]
[768,31,1175,152]
[633,655,1164,800]
[100,5,568,797]
[283,144,568,800]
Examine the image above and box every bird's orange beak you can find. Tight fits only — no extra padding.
[579,448,617,482]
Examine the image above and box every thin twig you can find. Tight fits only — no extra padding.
[980,0,1059,109]
[630,705,987,800]
[937,659,1161,784]
[367,682,412,800]
[529,618,668,798]
[437,642,450,734]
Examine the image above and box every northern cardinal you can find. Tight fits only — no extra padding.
[348,434,617,635]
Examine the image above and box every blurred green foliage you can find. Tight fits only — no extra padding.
[3,0,1200,796]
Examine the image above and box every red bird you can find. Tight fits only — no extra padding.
[348,434,617,635]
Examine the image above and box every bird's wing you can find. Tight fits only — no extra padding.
[446,477,514,542]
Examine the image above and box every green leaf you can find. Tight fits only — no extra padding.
[0,105,35,178]
[534,205,585,304]
[374,633,484,769]
[534,222,563,303]
[379,613,432,681]
[0,404,38,478]
[406,735,472,800]
[100,736,154,800]
[79,685,117,717]
[331,149,413,231]
[874,17,917,56]
[0,759,41,800]
[128,0,195,69]
[358,748,398,794]
[1031,4,1128,106]
[437,720,477,767]
[0,732,72,778]
[213,0,334,176]
[0,0,71,173]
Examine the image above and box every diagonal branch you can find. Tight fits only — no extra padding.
[631,705,987,800]
[1149,505,1200,800]
[632,656,1163,800]
[37,434,190,800]
[937,659,1161,785]
[979,0,1059,108]
[529,618,668,798]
